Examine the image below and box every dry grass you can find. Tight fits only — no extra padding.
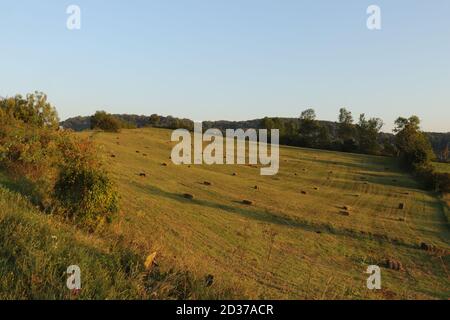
[1,127,449,300]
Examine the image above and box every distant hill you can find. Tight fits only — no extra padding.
[61,114,449,161]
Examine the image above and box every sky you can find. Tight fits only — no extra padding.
[0,0,449,132]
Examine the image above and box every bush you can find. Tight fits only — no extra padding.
[54,136,118,225]
[1,93,119,227]
[0,92,59,129]
[90,111,122,132]
[0,120,60,209]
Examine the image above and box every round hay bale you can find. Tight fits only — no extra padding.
[183,193,194,200]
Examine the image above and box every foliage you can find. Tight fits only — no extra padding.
[356,114,383,155]
[90,111,123,132]
[0,92,59,129]
[0,93,119,226]
[394,116,435,168]
[54,135,118,225]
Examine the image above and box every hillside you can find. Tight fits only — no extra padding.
[1,127,449,299]
[61,114,449,160]
[85,127,449,299]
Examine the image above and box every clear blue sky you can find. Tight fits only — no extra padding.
[1,0,449,132]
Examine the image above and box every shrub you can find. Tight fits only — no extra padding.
[0,121,60,209]
[1,93,119,226]
[0,92,59,129]
[90,111,122,132]
[54,136,118,225]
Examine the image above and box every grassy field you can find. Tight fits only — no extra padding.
[1,127,449,299]
[434,161,450,174]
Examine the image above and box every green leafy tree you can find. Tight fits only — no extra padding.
[0,92,59,128]
[90,111,122,132]
[338,108,357,151]
[394,116,435,168]
[357,114,383,154]
[299,108,319,147]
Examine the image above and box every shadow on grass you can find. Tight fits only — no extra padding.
[0,171,41,206]
[135,181,420,250]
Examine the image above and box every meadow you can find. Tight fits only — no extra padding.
[1,127,449,299]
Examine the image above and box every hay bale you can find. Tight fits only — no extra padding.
[385,258,402,271]
[203,181,212,186]
[110,154,116,158]
[242,200,253,205]
[183,193,194,200]
[398,203,405,210]
[139,173,146,177]
[161,162,168,166]
[420,242,433,251]
[300,190,307,195]
[254,185,259,190]
[313,187,319,190]
[232,172,237,176]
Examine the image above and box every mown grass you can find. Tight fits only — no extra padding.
[1,127,449,299]
[84,128,449,299]
[0,178,237,300]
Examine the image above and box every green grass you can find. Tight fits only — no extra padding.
[0,183,146,299]
[1,127,449,299]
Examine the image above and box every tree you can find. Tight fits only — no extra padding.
[317,125,332,149]
[357,114,383,154]
[299,108,319,147]
[0,92,59,129]
[394,116,435,168]
[90,111,122,132]
[149,114,161,126]
[338,108,357,152]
